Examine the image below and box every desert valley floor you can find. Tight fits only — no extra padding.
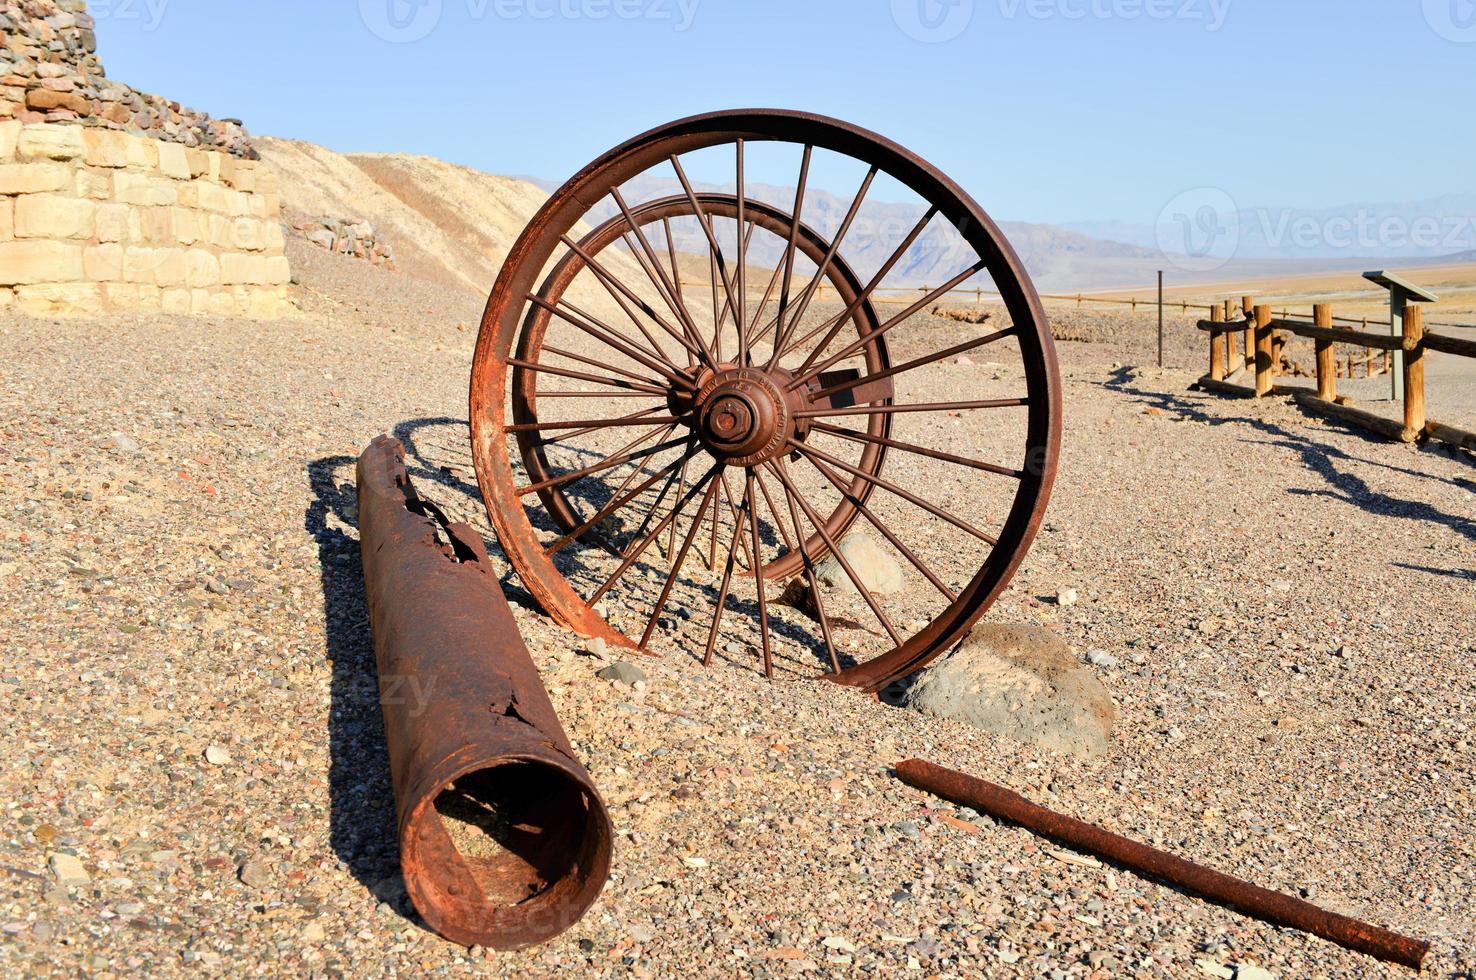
[2,239,1474,978]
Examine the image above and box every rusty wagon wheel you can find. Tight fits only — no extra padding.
[471,109,1061,692]
[512,192,894,582]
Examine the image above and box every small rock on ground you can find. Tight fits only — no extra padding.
[815,533,905,596]
[905,624,1115,756]
[596,662,647,686]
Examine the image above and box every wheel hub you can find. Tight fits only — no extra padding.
[693,366,792,467]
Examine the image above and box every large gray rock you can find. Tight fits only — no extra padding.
[814,534,905,596]
[905,625,1115,756]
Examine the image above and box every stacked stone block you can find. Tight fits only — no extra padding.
[0,121,290,316]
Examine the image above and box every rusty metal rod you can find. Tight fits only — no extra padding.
[357,436,612,950]
[894,759,1428,971]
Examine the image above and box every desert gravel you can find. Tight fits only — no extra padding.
[1,248,1473,978]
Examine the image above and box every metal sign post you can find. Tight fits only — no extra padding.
[1157,270,1164,368]
[1363,271,1439,401]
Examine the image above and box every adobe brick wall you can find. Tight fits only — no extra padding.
[0,121,290,317]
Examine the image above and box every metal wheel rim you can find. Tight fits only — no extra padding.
[470,108,1062,691]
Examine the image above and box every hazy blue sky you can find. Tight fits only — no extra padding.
[94,0,1473,225]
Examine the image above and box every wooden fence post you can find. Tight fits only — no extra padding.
[1403,304,1425,439]
[1314,303,1335,401]
[1241,296,1254,373]
[1209,306,1226,381]
[1254,305,1274,396]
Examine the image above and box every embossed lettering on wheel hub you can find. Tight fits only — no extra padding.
[694,367,792,467]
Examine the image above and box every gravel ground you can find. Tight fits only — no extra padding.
[2,249,1473,978]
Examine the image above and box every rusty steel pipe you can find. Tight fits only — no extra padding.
[894,759,1428,971]
[357,435,612,950]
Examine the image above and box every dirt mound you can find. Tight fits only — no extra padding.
[256,137,705,326]
[255,138,534,295]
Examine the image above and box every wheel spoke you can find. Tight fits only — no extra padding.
[765,460,903,647]
[590,462,722,606]
[544,442,703,556]
[800,326,1018,404]
[507,356,669,396]
[802,451,958,602]
[809,421,1026,479]
[540,342,673,388]
[789,439,999,546]
[754,144,811,357]
[538,405,669,447]
[761,467,840,673]
[704,476,721,571]
[667,453,693,558]
[735,140,748,365]
[792,397,1028,420]
[516,426,686,496]
[619,438,692,559]
[610,187,716,367]
[708,248,723,362]
[787,261,989,389]
[780,205,938,372]
[713,221,758,344]
[670,153,744,347]
[560,233,707,367]
[768,165,878,364]
[640,475,723,647]
[716,470,750,571]
[702,470,750,666]
[527,294,696,391]
[744,472,774,676]
[505,413,681,434]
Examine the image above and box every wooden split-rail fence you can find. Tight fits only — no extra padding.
[1197,296,1476,451]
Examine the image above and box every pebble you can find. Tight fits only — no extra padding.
[238,860,271,889]
[102,431,139,453]
[204,745,231,765]
[49,853,89,887]
[1056,587,1079,607]
[1085,649,1118,668]
[596,662,647,686]
[1235,967,1276,980]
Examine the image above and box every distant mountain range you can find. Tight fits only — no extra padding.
[526,176,1475,293]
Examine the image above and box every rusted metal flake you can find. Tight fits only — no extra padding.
[894,759,1428,971]
[357,435,612,950]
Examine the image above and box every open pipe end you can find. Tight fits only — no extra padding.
[400,752,613,950]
